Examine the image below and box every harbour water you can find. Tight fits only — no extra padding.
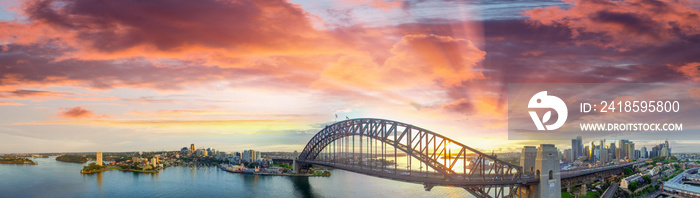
[0,157,471,197]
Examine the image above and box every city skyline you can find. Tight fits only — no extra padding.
[1,0,700,154]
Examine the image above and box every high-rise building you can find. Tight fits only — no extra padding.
[641,146,648,158]
[571,136,583,160]
[151,157,158,167]
[625,142,635,160]
[618,140,631,159]
[589,141,596,161]
[593,148,600,162]
[96,151,103,166]
[243,150,257,162]
[600,148,609,163]
[609,143,616,159]
[564,149,572,163]
[190,144,195,153]
[661,146,669,157]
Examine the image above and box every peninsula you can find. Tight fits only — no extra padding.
[0,157,38,165]
[56,154,88,163]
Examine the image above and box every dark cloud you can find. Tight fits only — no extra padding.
[21,0,333,54]
[524,0,700,48]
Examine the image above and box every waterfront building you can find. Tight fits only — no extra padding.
[243,150,258,162]
[151,157,157,167]
[96,151,103,166]
[190,144,195,153]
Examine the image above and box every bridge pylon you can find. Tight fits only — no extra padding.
[532,144,561,198]
[520,146,537,175]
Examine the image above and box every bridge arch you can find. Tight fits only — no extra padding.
[297,118,523,182]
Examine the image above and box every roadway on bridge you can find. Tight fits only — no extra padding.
[601,182,618,198]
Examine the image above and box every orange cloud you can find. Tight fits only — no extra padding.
[441,98,474,114]
[0,101,23,106]
[316,34,485,90]
[524,0,700,49]
[669,62,700,82]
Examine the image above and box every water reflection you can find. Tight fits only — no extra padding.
[96,172,103,189]
[289,177,319,198]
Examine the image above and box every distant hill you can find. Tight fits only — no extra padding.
[56,155,88,163]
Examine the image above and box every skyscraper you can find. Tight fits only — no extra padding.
[626,142,635,160]
[618,140,631,159]
[641,146,648,158]
[243,150,257,162]
[589,141,596,161]
[609,143,616,159]
[96,151,103,166]
[571,136,583,160]
[190,144,195,152]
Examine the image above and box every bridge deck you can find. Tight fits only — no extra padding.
[560,161,643,179]
[300,160,538,186]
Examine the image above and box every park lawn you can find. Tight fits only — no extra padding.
[562,191,598,198]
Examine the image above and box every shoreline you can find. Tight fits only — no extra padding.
[219,166,327,177]
[0,161,38,165]
[81,166,160,174]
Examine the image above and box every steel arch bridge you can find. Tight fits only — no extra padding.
[297,118,535,198]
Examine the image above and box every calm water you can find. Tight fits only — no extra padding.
[0,157,471,197]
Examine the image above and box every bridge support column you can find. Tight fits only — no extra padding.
[531,144,561,198]
[579,184,586,196]
[521,146,537,175]
[293,159,299,174]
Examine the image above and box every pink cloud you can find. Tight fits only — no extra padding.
[58,106,108,119]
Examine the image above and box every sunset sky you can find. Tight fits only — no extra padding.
[1,0,700,153]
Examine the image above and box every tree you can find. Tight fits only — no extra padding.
[628,181,639,192]
[624,168,634,176]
